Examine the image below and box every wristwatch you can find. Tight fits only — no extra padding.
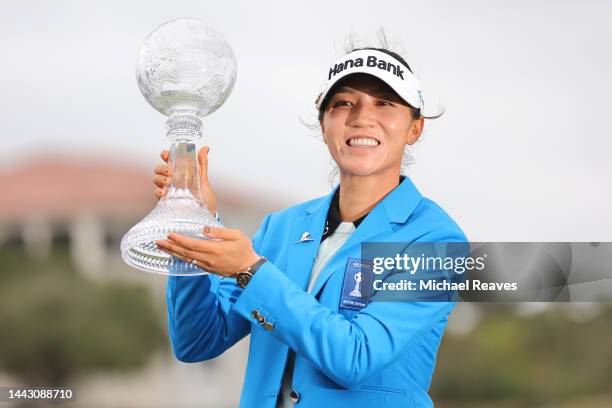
[236,257,268,289]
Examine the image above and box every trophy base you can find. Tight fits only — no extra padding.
[120,194,222,276]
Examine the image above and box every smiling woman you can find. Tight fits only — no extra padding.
[153,37,467,408]
[321,74,423,187]
[316,46,443,187]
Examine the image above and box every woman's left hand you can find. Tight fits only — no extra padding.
[155,226,261,278]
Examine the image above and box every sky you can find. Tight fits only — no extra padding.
[1,0,611,241]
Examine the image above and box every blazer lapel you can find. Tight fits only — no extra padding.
[285,187,337,290]
[309,176,424,298]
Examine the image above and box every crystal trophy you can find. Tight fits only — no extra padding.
[120,18,237,275]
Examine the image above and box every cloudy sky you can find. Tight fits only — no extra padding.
[1,0,610,241]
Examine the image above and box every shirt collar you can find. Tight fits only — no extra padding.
[321,176,405,242]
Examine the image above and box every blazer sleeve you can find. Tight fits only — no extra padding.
[231,225,466,388]
[166,213,273,362]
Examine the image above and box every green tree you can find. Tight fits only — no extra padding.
[0,245,165,386]
[431,303,612,406]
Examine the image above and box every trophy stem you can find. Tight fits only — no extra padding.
[164,113,204,204]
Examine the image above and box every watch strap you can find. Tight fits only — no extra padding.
[236,257,268,288]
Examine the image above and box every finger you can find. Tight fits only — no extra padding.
[153,174,170,188]
[165,233,218,253]
[156,239,204,262]
[164,249,198,266]
[155,187,165,199]
[155,240,185,259]
[154,163,171,176]
[198,146,210,183]
[203,226,242,240]
[162,248,187,262]
[160,149,170,163]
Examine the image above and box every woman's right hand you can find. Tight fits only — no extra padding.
[153,146,218,215]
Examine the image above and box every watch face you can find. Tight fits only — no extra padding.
[237,273,251,288]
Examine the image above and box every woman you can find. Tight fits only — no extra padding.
[154,45,467,407]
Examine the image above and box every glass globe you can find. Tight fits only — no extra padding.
[136,18,237,117]
[120,19,237,276]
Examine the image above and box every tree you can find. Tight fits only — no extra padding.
[0,245,165,386]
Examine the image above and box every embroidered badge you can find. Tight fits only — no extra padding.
[339,257,375,311]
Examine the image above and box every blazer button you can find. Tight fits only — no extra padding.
[263,321,274,331]
[257,315,266,324]
[289,389,300,403]
[251,310,261,320]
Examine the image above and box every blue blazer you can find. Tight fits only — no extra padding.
[167,176,467,407]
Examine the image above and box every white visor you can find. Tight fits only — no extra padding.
[315,49,425,113]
